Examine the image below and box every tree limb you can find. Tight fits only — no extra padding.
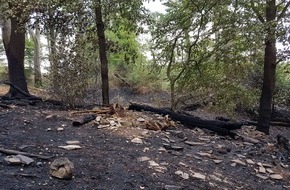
[277,1,290,21]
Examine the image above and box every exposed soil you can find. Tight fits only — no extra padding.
[0,87,290,190]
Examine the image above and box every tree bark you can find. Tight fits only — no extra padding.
[257,0,277,135]
[29,24,42,87]
[95,2,110,106]
[2,17,29,97]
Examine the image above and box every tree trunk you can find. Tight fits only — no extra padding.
[257,0,277,135]
[2,17,29,97]
[29,25,42,88]
[95,2,110,106]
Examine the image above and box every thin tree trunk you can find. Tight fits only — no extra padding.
[95,2,110,106]
[29,25,42,87]
[2,17,29,97]
[257,0,277,135]
[47,27,58,92]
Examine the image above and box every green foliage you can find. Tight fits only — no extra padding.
[0,66,8,81]
[275,63,290,107]
[24,36,34,65]
[49,34,98,106]
[150,0,270,114]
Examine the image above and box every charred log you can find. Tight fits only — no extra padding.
[128,103,243,137]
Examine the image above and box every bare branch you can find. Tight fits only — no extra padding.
[277,1,290,21]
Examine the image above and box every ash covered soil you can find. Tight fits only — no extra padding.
[0,88,290,190]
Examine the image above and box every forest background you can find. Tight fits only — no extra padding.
[0,0,289,135]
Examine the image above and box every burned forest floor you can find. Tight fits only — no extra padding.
[0,87,290,190]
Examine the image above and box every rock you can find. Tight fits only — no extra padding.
[49,157,75,180]
[109,120,116,126]
[45,115,57,120]
[197,152,212,158]
[15,155,34,165]
[258,166,266,174]
[66,140,80,145]
[245,159,255,165]
[4,156,22,165]
[179,162,188,167]
[154,166,167,173]
[231,159,246,166]
[266,168,275,174]
[213,160,223,164]
[164,185,183,190]
[270,174,283,180]
[58,145,82,150]
[230,163,237,167]
[191,172,206,180]
[175,170,189,179]
[137,156,150,162]
[143,147,150,152]
[131,137,143,144]
[96,116,102,122]
[97,125,110,129]
[4,155,34,165]
[198,137,211,142]
[149,160,159,167]
[158,147,167,152]
[256,174,269,180]
[209,174,222,182]
[137,118,146,122]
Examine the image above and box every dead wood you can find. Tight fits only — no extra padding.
[0,147,54,160]
[128,103,243,137]
[1,81,41,100]
[71,108,112,115]
[72,114,96,127]
[0,172,39,178]
[114,73,132,87]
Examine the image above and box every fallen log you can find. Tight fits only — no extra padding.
[72,114,96,127]
[0,147,53,160]
[128,103,243,137]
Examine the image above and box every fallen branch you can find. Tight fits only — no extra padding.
[0,171,38,178]
[72,115,96,127]
[128,103,243,137]
[0,147,54,160]
[1,81,41,100]
[114,73,132,87]
[71,107,114,115]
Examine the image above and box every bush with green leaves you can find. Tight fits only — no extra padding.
[274,63,290,107]
[49,35,98,106]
